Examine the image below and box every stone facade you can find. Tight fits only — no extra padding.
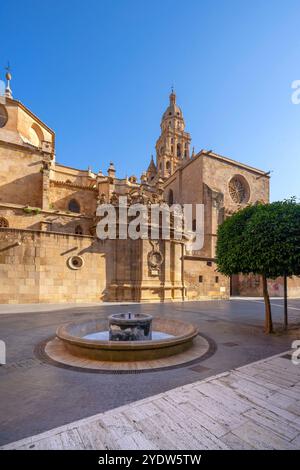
[0,228,184,304]
[0,77,299,303]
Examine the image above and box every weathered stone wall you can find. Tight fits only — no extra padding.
[232,273,300,298]
[0,228,107,303]
[0,228,185,304]
[0,98,54,148]
[184,257,230,300]
[0,205,93,235]
[202,153,270,208]
[52,164,94,185]
[0,145,43,207]
[164,156,203,205]
[103,238,185,302]
[48,182,97,216]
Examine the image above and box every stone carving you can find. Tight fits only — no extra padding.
[148,240,163,276]
[110,192,119,205]
[0,217,9,228]
[42,160,51,172]
[211,191,224,209]
[98,193,107,204]
[130,190,141,204]
[150,193,160,204]
[128,175,137,184]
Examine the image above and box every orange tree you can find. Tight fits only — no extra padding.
[216,199,300,333]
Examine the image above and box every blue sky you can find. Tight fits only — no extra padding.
[1,0,300,201]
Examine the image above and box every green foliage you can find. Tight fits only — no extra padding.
[216,199,300,279]
[23,206,41,215]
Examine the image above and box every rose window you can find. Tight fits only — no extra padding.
[228,176,249,204]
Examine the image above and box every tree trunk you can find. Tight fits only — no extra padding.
[283,275,288,330]
[262,274,273,334]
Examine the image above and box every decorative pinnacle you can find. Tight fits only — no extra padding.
[5,62,11,80]
[4,61,12,98]
[169,84,176,104]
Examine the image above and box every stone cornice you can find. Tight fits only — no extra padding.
[0,202,93,219]
[0,138,44,155]
[200,150,270,177]
[184,255,216,262]
[0,227,94,240]
[50,179,97,191]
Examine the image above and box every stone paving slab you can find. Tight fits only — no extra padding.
[2,351,300,450]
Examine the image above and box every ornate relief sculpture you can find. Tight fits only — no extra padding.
[148,240,164,276]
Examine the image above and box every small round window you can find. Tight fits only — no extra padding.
[67,255,84,270]
[0,105,8,128]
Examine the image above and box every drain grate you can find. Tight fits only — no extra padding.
[0,357,46,375]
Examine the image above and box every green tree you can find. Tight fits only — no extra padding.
[216,199,300,334]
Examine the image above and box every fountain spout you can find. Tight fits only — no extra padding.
[109,313,152,341]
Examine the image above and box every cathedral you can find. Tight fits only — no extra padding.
[0,72,298,303]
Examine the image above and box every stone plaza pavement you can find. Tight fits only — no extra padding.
[2,351,300,450]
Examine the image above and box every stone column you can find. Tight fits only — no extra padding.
[211,191,224,258]
[41,158,51,210]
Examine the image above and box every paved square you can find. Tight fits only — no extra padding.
[2,351,300,450]
[0,298,299,447]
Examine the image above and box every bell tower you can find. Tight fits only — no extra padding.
[156,90,191,179]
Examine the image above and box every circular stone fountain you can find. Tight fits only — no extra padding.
[43,314,213,372]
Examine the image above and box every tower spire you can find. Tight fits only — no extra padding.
[5,62,12,99]
[169,85,176,105]
[155,91,191,179]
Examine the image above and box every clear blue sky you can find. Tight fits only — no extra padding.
[1,0,300,201]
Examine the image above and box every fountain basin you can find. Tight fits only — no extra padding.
[56,317,199,362]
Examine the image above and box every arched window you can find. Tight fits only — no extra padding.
[75,225,83,235]
[168,189,174,205]
[0,217,9,227]
[177,144,181,157]
[29,123,44,147]
[166,161,170,171]
[68,199,80,213]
